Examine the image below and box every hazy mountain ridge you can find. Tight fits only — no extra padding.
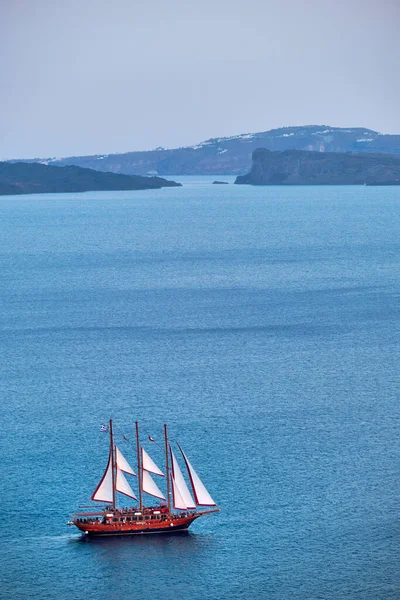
[0,162,181,196]
[235,148,400,186]
[15,125,400,176]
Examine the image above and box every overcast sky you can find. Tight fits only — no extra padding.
[1,0,399,159]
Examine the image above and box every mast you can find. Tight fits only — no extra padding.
[164,423,171,512]
[110,419,116,512]
[135,421,143,510]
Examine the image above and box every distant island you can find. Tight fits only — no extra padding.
[0,162,181,196]
[234,149,400,186]
[12,125,400,177]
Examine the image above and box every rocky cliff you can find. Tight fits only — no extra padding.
[234,149,400,185]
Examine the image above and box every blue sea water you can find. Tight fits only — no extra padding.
[0,177,399,600]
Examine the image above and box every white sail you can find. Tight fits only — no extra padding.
[142,470,166,500]
[170,447,196,509]
[115,446,136,476]
[171,474,187,510]
[178,444,216,506]
[91,450,114,503]
[141,447,164,476]
[115,467,137,500]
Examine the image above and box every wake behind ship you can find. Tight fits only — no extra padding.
[68,421,219,536]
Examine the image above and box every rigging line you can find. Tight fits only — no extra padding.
[114,424,137,455]
[146,436,163,450]
[110,424,164,466]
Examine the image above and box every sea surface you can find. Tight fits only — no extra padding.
[1,177,399,600]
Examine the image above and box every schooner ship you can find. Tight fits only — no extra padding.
[69,420,219,536]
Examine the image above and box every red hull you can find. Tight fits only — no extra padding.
[74,515,198,536]
[71,506,219,537]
